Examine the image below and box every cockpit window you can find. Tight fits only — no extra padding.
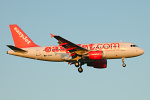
[130,45,138,47]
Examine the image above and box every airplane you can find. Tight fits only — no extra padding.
[7,24,144,73]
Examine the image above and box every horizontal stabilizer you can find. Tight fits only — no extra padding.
[7,45,27,52]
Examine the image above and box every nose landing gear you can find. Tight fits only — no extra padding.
[123,63,126,67]
[122,58,126,67]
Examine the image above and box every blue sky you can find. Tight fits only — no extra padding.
[0,0,150,100]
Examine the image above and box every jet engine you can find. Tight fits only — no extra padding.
[89,51,103,60]
[87,59,107,69]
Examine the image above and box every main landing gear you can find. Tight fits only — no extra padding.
[75,62,79,67]
[78,67,83,73]
[75,62,83,73]
[122,58,126,67]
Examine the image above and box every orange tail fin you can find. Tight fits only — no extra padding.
[9,24,39,48]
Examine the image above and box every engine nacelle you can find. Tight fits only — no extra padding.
[87,60,107,69]
[89,51,103,60]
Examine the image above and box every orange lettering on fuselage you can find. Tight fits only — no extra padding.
[44,43,120,53]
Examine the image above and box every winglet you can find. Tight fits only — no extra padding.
[50,33,55,38]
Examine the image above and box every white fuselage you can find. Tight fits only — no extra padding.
[7,42,144,62]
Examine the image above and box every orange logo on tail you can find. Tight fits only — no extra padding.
[14,27,31,44]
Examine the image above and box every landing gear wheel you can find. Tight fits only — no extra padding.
[122,58,126,67]
[78,67,83,73]
[75,62,79,67]
[123,63,126,67]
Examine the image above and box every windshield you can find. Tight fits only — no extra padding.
[130,45,138,47]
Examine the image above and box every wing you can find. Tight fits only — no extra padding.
[50,34,89,60]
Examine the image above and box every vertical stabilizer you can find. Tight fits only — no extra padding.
[9,24,39,48]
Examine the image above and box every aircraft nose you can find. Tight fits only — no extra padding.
[138,48,144,55]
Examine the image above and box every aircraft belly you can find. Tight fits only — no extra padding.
[105,51,119,59]
[105,49,138,59]
[7,49,37,59]
[105,50,127,59]
[42,52,71,61]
